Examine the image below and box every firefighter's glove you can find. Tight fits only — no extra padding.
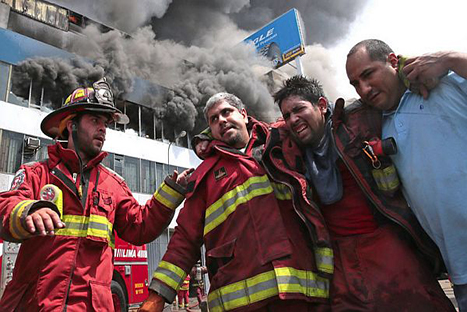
[139,290,166,312]
[26,184,65,236]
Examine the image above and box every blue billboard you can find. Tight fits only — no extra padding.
[243,8,305,68]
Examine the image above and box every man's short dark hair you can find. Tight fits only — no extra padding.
[347,39,394,62]
[273,75,326,108]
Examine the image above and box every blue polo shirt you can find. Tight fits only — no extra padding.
[383,72,467,285]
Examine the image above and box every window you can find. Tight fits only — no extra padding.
[0,62,9,102]
[114,154,124,177]
[56,7,68,30]
[114,100,125,132]
[0,130,23,174]
[156,162,164,188]
[141,159,156,194]
[14,0,24,12]
[4,0,69,30]
[33,137,53,161]
[124,156,140,192]
[101,152,114,170]
[23,0,35,17]
[125,101,140,136]
[45,4,57,28]
[9,67,29,107]
[30,80,42,107]
[141,106,155,139]
[168,165,177,177]
[35,1,47,23]
[22,136,53,163]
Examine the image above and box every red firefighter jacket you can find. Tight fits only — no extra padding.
[331,98,443,272]
[149,118,332,312]
[264,99,443,274]
[0,142,184,312]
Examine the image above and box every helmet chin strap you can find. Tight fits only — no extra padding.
[71,121,85,196]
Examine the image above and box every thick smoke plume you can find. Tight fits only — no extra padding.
[15,0,369,134]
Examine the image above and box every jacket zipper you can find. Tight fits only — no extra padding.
[51,167,88,311]
[261,155,322,246]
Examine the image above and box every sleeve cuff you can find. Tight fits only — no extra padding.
[149,279,177,303]
[8,200,60,241]
[153,179,185,210]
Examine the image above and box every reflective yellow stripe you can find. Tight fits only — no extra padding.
[315,247,334,274]
[9,200,35,239]
[55,214,115,248]
[271,182,292,200]
[154,181,184,210]
[274,267,329,298]
[204,175,273,236]
[153,261,187,291]
[208,267,329,311]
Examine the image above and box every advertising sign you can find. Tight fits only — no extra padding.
[243,8,306,68]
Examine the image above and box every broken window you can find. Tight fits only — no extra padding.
[125,101,140,136]
[9,67,29,107]
[141,106,155,139]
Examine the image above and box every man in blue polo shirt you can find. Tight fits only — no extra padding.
[346,39,467,311]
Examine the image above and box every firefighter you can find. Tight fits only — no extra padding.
[0,78,190,311]
[271,75,454,311]
[177,274,190,309]
[139,93,332,312]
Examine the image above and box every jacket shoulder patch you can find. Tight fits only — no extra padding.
[214,167,227,180]
[10,169,25,190]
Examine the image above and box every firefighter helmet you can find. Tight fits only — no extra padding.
[41,78,129,139]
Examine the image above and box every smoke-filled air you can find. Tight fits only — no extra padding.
[13,0,369,134]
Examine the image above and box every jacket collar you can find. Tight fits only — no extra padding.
[47,142,108,172]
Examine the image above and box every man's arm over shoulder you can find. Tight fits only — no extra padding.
[403,51,467,87]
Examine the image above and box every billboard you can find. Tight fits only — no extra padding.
[243,8,305,68]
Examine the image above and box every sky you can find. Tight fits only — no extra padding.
[326,0,467,101]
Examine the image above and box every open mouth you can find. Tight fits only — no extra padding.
[293,123,308,136]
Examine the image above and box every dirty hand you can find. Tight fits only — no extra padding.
[25,208,65,236]
[171,168,195,188]
[139,290,166,312]
[402,52,450,99]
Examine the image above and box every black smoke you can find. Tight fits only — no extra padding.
[16,0,370,134]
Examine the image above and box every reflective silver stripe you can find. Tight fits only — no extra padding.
[315,248,334,274]
[55,214,115,248]
[208,271,279,312]
[9,200,35,239]
[152,261,187,291]
[271,182,292,200]
[208,268,329,311]
[154,181,184,210]
[204,175,273,235]
[276,274,328,295]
